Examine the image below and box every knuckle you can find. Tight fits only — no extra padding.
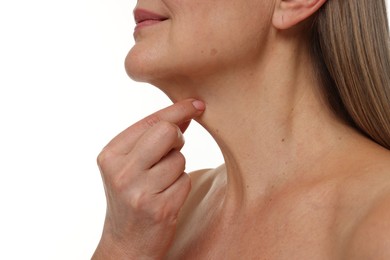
[143,115,161,128]
[127,189,178,223]
[99,158,138,191]
[128,189,150,210]
[149,203,177,224]
[128,192,176,223]
[172,151,186,169]
[158,121,177,135]
[162,150,186,174]
[154,122,180,142]
[110,171,131,193]
[97,147,116,168]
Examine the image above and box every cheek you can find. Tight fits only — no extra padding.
[125,2,272,82]
[171,18,264,65]
[125,20,216,82]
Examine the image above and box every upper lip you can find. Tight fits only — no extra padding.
[134,9,168,24]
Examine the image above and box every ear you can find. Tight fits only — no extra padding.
[272,0,327,30]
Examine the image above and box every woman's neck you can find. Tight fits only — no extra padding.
[156,36,353,210]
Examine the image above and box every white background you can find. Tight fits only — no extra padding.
[0,1,388,259]
[0,0,223,259]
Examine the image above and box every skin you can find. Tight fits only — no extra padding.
[93,0,390,259]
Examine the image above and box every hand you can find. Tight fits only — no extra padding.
[92,99,205,259]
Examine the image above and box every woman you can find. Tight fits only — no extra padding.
[93,0,390,259]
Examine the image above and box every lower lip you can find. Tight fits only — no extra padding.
[134,19,166,32]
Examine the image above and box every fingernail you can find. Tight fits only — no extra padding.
[192,100,205,111]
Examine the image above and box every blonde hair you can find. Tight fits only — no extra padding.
[311,0,390,149]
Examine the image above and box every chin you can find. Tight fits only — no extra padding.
[124,42,219,103]
[124,48,188,100]
[124,47,176,85]
[126,48,184,83]
[125,48,154,83]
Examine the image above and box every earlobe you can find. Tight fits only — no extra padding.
[272,0,327,30]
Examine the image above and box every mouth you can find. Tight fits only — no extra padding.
[134,9,168,30]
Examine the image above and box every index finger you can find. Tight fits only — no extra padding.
[104,99,205,154]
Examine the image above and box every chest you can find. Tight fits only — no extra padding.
[171,222,336,259]
[167,191,345,259]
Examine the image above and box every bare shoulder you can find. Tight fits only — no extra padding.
[342,144,390,259]
[344,190,390,259]
[184,165,225,208]
[176,165,225,221]
[190,164,225,191]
